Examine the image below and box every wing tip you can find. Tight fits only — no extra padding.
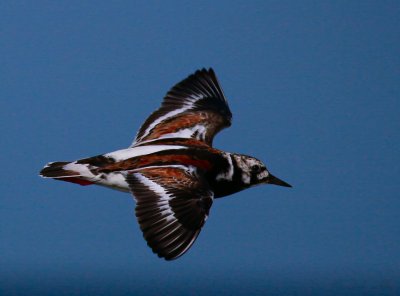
[195,67,216,79]
[151,231,200,261]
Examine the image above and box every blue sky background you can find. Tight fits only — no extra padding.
[1,1,399,295]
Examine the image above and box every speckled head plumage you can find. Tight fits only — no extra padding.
[232,154,291,188]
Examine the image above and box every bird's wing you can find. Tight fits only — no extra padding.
[131,68,232,147]
[126,165,213,260]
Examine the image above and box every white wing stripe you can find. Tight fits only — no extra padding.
[139,106,190,142]
[133,173,174,217]
[151,124,207,142]
[105,145,187,162]
[133,94,205,145]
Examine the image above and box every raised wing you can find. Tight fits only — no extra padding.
[127,166,213,260]
[131,68,232,147]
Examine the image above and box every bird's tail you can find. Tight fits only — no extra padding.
[39,161,94,186]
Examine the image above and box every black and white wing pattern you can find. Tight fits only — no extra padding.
[127,166,213,260]
[131,68,232,147]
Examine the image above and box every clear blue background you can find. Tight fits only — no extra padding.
[1,1,399,295]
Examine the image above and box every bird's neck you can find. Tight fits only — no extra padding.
[208,152,250,198]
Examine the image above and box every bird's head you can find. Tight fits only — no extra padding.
[232,154,292,188]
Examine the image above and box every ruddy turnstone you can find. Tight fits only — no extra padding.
[40,68,291,260]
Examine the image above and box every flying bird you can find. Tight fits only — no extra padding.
[40,68,291,260]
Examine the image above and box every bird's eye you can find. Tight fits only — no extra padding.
[252,165,261,172]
